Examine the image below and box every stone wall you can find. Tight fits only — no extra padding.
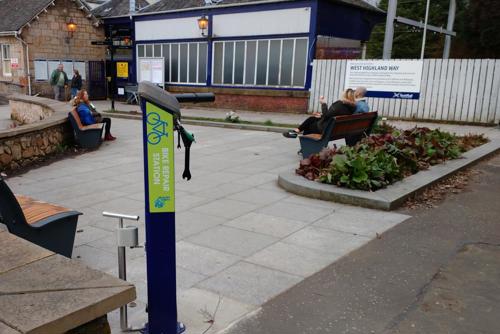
[10,100,54,125]
[0,95,73,172]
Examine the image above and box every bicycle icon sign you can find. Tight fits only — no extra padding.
[147,112,169,145]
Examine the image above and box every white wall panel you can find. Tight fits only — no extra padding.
[213,7,311,37]
[135,17,202,41]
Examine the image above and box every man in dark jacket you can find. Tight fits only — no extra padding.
[70,69,82,99]
[49,64,69,101]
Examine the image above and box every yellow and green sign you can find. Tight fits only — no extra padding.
[146,102,175,213]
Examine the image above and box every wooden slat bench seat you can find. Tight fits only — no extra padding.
[68,108,104,149]
[299,111,378,158]
[0,176,81,257]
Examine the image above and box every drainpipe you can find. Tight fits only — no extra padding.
[14,31,32,96]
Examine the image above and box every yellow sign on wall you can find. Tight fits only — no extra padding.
[117,62,129,78]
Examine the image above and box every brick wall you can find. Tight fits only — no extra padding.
[21,0,105,97]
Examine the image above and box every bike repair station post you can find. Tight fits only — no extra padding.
[138,82,214,334]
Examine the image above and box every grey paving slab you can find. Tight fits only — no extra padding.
[72,245,118,271]
[74,225,113,247]
[197,261,302,306]
[283,226,371,256]
[186,225,278,257]
[176,211,227,240]
[192,198,260,220]
[257,201,333,223]
[87,235,146,261]
[246,241,336,277]
[224,212,308,238]
[87,197,144,216]
[176,267,208,291]
[177,288,256,334]
[232,172,278,186]
[228,188,289,205]
[313,210,410,238]
[176,241,241,277]
[196,182,254,200]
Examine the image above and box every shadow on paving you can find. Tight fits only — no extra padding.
[225,154,500,334]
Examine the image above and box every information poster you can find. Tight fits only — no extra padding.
[117,62,129,78]
[146,102,175,213]
[344,60,423,99]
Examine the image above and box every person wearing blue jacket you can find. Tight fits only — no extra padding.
[74,89,116,141]
[354,86,370,113]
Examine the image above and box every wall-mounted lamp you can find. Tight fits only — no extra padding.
[197,15,209,37]
[67,18,77,38]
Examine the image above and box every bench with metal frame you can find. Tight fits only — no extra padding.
[299,111,378,158]
[68,108,105,149]
[0,175,81,258]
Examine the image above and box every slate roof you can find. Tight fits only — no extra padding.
[91,0,150,17]
[0,0,97,33]
[0,0,53,32]
[140,0,383,14]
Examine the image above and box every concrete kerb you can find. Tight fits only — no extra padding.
[278,140,500,211]
[101,112,288,134]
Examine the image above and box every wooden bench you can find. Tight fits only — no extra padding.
[0,175,81,258]
[299,111,378,158]
[68,108,104,149]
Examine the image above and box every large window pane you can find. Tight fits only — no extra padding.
[293,39,308,87]
[163,44,170,82]
[179,44,188,83]
[245,41,256,85]
[145,44,153,57]
[268,40,281,86]
[213,42,223,84]
[280,39,294,86]
[223,42,234,84]
[154,44,162,57]
[234,42,245,84]
[171,44,178,82]
[198,43,207,83]
[189,44,198,83]
[138,45,145,57]
[256,40,268,85]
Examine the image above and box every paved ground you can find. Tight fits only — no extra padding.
[225,154,500,334]
[5,117,410,333]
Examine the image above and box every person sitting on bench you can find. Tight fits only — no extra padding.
[354,86,370,113]
[283,89,356,138]
[74,89,116,141]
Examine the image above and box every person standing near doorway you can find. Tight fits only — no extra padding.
[50,64,69,101]
[70,69,82,99]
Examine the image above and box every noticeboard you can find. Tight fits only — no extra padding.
[345,60,423,99]
[117,62,129,78]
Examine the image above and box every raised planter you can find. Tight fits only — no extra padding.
[279,140,500,210]
[0,94,73,171]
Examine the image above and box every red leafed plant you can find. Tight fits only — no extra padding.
[296,146,338,180]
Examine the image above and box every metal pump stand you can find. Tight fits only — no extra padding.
[102,211,141,332]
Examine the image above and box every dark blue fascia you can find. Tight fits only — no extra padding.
[316,0,385,41]
[134,33,310,44]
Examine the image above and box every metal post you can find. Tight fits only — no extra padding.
[382,0,398,59]
[443,0,456,58]
[102,212,140,332]
[420,0,431,60]
[361,41,367,59]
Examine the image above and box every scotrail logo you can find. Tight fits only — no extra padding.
[393,92,414,99]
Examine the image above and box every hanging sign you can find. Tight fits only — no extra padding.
[117,62,129,78]
[344,60,423,99]
[145,102,175,213]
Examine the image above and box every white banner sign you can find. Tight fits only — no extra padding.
[345,60,423,99]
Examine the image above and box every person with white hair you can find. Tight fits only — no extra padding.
[354,86,370,113]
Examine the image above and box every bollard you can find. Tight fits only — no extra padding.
[102,211,141,332]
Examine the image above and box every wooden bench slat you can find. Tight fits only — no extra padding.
[15,195,72,225]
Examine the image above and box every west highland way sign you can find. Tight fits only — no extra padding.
[345,60,423,99]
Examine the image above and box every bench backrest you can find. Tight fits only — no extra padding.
[69,108,84,131]
[0,176,28,229]
[330,111,378,141]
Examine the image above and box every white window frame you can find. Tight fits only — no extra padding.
[211,37,309,89]
[137,42,207,86]
[1,44,12,77]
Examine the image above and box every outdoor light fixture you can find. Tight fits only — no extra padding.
[197,15,209,37]
[67,18,77,38]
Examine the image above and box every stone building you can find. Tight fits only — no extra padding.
[0,0,106,98]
